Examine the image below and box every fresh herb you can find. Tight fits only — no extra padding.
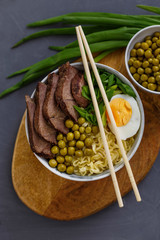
[116,78,136,98]
[75,68,136,125]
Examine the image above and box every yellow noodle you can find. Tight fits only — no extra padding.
[73,126,135,176]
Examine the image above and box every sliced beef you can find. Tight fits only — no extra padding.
[34,82,57,144]
[71,72,89,108]
[43,73,69,134]
[25,95,53,159]
[55,62,79,121]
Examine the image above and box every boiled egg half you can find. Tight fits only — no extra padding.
[106,94,141,140]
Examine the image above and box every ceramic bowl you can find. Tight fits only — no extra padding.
[25,62,145,181]
[125,25,160,95]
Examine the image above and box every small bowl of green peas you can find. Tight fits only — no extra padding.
[125,25,160,94]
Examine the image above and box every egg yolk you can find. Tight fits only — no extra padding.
[106,98,132,127]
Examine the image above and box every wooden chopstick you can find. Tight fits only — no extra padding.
[76,27,123,208]
[78,25,141,202]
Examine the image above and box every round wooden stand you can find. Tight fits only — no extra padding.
[12,49,160,220]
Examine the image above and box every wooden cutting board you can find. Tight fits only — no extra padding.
[12,49,160,220]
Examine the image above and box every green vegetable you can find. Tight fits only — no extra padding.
[137,5,160,14]
[74,67,137,125]
[12,26,107,48]
[0,40,128,98]
[27,11,160,27]
[49,27,137,51]
[94,49,116,63]
[2,5,160,99]
[116,78,136,98]
[81,85,91,100]
[62,16,160,28]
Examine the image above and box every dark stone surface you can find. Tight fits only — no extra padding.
[0,0,160,239]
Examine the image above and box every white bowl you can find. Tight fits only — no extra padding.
[25,62,145,182]
[125,25,160,95]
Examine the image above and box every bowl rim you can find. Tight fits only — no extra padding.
[25,62,145,182]
[125,25,160,95]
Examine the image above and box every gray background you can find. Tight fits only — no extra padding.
[0,0,160,239]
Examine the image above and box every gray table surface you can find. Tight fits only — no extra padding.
[0,0,160,239]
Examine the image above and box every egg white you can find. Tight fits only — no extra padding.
[108,94,141,140]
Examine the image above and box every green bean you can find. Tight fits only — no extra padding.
[49,27,137,51]
[7,66,31,78]
[0,40,128,98]
[24,40,128,77]
[94,49,115,62]
[62,16,160,28]
[27,11,160,27]
[137,5,160,14]
[12,26,107,48]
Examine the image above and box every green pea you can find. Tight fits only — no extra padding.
[92,126,99,134]
[157,39,160,47]
[130,66,136,74]
[65,119,74,128]
[145,50,152,58]
[152,37,158,42]
[148,83,157,91]
[76,141,84,149]
[154,32,160,37]
[65,155,73,163]
[79,126,85,133]
[68,147,75,156]
[152,66,159,72]
[137,48,144,56]
[134,42,141,49]
[84,148,93,156]
[72,124,79,131]
[58,140,66,149]
[80,134,86,141]
[145,36,151,41]
[133,73,140,81]
[85,137,93,147]
[57,133,63,141]
[148,77,156,83]
[154,48,160,56]
[151,43,157,50]
[78,117,85,125]
[142,82,148,88]
[68,140,76,147]
[145,67,152,74]
[74,131,80,140]
[133,60,141,68]
[137,67,144,75]
[146,40,152,46]
[49,159,57,168]
[60,147,67,156]
[140,74,148,81]
[56,156,65,163]
[130,49,137,57]
[142,61,149,68]
[128,58,134,66]
[156,75,160,82]
[141,42,149,50]
[67,132,74,141]
[57,164,66,172]
[51,146,59,155]
[85,126,92,134]
[75,150,83,157]
[153,58,159,66]
[66,166,74,174]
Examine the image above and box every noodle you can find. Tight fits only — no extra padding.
[73,125,135,176]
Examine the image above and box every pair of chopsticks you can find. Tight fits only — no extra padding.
[76,25,141,207]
